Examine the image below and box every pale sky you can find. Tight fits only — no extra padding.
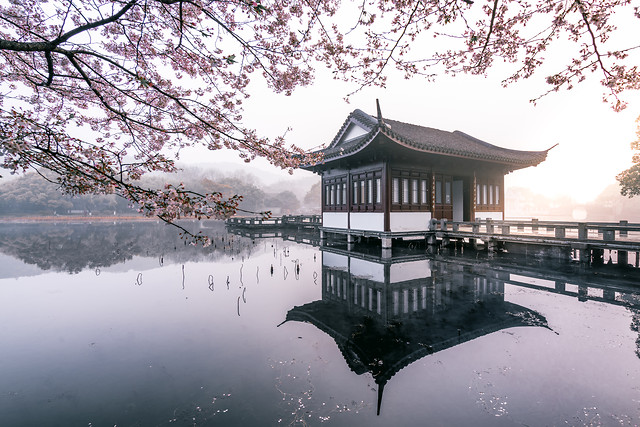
[180,65,639,204]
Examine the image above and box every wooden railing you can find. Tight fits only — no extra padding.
[226,215,322,228]
[429,218,640,250]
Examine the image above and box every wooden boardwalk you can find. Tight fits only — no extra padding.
[430,219,640,265]
[226,215,640,266]
[226,215,321,230]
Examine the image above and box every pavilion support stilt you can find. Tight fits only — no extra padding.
[618,250,629,267]
[486,239,497,253]
[579,247,591,266]
[592,248,604,265]
[381,237,392,250]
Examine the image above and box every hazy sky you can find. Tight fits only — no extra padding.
[180,62,639,204]
[167,4,640,205]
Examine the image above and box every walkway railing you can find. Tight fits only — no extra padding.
[226,215,322,229]
[431,219,640,248]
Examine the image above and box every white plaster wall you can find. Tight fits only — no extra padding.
[322,252,349,270]
[350,212,384,232]
[389,212,432,232]
[453,180,464,222]
[350,258,384,281]
[390,260,431,283]
[322,212,348,229]
[475,211,504,221]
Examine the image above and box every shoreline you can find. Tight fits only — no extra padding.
[0,215,155,223]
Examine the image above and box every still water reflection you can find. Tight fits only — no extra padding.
[0,222,639,426]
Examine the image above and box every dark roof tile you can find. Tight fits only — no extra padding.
[308,109,553,168]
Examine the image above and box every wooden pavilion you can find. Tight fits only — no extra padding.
[302,101,553,236]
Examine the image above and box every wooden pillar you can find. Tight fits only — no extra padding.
[620,220,628,237]
[383,162,390,232]
[471,173,477,221]
[578,223,588,240]
[486,218,494,234]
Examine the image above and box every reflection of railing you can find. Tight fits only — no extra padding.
[226,215,322,229]
[319,245,640,305]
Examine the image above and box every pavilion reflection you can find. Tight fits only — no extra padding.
[283,248,550,415]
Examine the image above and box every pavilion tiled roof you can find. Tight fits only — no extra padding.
[309,106,553,168]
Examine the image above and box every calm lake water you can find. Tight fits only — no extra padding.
[1,221,639,426]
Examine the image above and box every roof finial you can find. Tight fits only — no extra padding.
[376,99,383,125]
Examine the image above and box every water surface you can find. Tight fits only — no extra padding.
[0,222,639,426]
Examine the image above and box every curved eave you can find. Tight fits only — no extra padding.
[300,127,381,171]
[379,126,550,169]
[301,128,550,171]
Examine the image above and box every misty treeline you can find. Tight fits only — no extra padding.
[0,167,321,217]
[506,185,640,222]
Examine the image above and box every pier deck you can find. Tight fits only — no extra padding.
[226,216,640,265]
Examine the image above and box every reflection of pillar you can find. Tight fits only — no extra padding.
[578,286,588,302]
[602,288,616,302]
[372,288,379,315]
[383,263,390,325]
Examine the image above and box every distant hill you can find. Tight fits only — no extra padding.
[0,163,320,217]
